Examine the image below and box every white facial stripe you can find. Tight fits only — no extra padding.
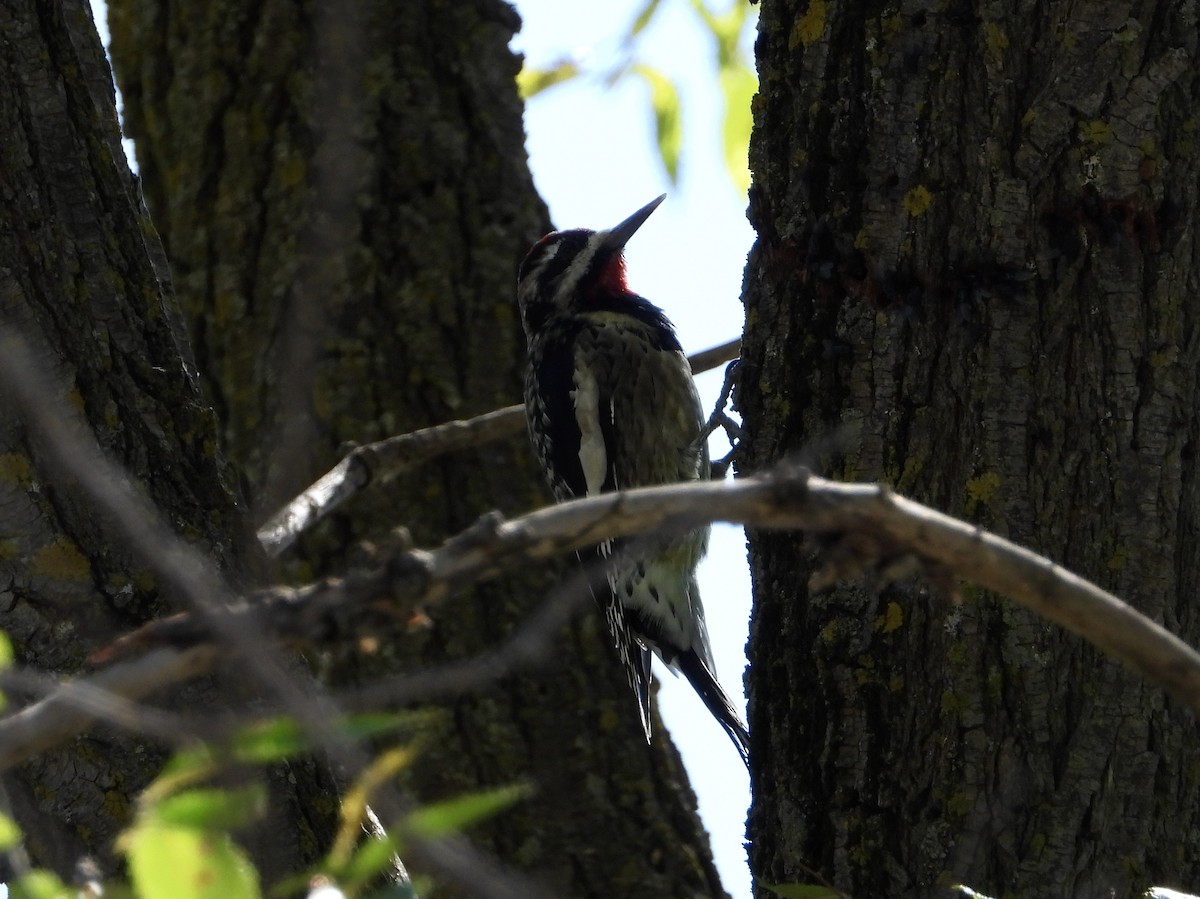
[552,232,605,309]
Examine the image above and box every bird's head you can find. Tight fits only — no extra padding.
[516,194,666,338]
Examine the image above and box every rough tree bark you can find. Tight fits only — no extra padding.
[740,1,1200,896]
[0,0,339,881]
[102,0,729,896]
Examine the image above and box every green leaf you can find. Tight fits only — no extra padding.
[226,716,312,764]
[690,0,754,67]
[152,785,268,831]
[762,883,845,899]
[240,712,429,763]
[150,745,220,803]
[158,713,428,799]
[404,783,532,840]
[633,65,684,185]
[719,63,756,194]
[714,5,750,68]
[126,822,261,899]
[517,61,580,99]
[687,0,720,35]
[628,0,664,39]
[0,810,21,850]
[10,870,73,899]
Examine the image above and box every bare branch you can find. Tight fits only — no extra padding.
[7,465,1200,770]
[256,338,743,555]
[256,404,526,555]
[687,337,741,375]
[0,647,218,768]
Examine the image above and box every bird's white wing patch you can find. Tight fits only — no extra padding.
[570,356,607,498]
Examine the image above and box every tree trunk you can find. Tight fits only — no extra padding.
[104,0,728,896]
[740,1,1200,896]
[0,0,341,881]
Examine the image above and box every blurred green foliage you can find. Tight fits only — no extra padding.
[517,0,758,192]
[3,712,525,899]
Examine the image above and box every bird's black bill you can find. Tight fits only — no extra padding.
[603,194,667,252]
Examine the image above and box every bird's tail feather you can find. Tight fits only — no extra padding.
[677,650,750,766]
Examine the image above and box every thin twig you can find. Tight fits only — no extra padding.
[0,647,219,767]
[0,664,197,744]
[256,338,743,556]
[256,405,525,555]
[688,337,741,376]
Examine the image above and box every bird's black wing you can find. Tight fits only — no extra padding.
[524,323,586,503]
[524,323,656,740]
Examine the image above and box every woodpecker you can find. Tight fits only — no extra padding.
[516,195,749,764]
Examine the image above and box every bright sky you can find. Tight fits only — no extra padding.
[84,0,755,896]
[512,3,755,896]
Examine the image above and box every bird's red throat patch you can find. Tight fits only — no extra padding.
[595,253,629,295]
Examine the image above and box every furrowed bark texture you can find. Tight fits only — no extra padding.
[0,0,340,881]
[740,1,1200,896]
[106,0,729,895]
